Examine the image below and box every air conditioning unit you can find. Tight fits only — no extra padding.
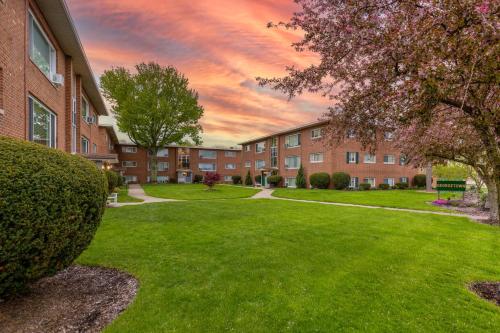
[51,73,64,86]
[86,116,95,124]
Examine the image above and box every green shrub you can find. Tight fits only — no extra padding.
[267,175,283,187]
[169,178,178,184]
[117,174,125,187]
[378,183,390,190]
[413,174,427,187]
[395,182,409,189]
[0,137,107,298]
[245,171,253,186]
[105,170,120,193]
[296,165,306,188]
[331,172,351,190]
[232,175,242,185]
[193,174,203,183]
[255,174,262,184]
[309,172,330,189]
[359,182,372,190]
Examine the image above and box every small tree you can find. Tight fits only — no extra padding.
[296,165,306,188]
[101,62,203,183]
[245,171,253,186]
[203,172,220,190]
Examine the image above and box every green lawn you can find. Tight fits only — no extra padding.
[117,187,143,203]
[142,183,260,200]
[273,188,455,212]
[78,200,500,332]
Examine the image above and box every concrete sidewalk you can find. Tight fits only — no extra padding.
[110,184,181,207]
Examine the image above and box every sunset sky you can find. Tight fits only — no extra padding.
[66,0,331,147]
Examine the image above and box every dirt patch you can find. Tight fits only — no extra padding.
[470,282,500,306]
[0,265,138,333]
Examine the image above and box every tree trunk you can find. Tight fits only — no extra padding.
[426,164,433,192]
[485,178,499,224]
[149,149,159,183]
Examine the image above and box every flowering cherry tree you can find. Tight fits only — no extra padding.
[259,0,499,222]
[203,172,221,190]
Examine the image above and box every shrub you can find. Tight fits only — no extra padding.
[267,175,283,187]
[395,182,409,189]
[117,174,125,187]
[309,172,330,189]
[0,137,107,298]
[105,170,120,193]
[169,177,178,184]
[232,175,242,185]
[193,174,204,184]
[413,174,427,187]
[296,165,306,188]
[331,172,351,190]
[203,172,220,189]
[255,174,262,184]
[378,183,390,190]
[359,182,372,190]
[245,171,253,186]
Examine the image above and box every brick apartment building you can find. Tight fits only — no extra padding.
[118,145,242,184]
[239,121,420,188]
[0,0,118,167]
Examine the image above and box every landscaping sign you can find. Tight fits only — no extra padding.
[437,179,466,199]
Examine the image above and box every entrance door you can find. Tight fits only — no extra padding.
[178,171,192,183]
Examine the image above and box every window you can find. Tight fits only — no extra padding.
[400,155,407,166]
[122,146,137,153]
[350,177,359,189]
[92,143,97,153]
[122,161,137,168]
[28,96,56,148]
[285,177,297,188]
[400,177,409,184]
[71,97,77,153]
[158,162,169,171]
[347,129,356,138]
[157,148,169,157]
[157,176,169,183]
[244,145,251,152]
[199,163,216,171]
[285,133,300,148]
[81,97,90,121]
[311,128,322,139]
[310,153,324,163]
[346,152,359,164]
[255,141,265,153]
[270,137,278,168]
[384,178,395,186]
[81,137,89,154]
[178,154,190,169]
[384,132,394,141]
[225,163,236,170]
[364,153,376,164]
[364,177,376,188]
[245,161,251,168]
[255,160,265,170]
[199,150,216,159]
[225,151,237,157]
[285,156,300,169]
[29,12,56,79]
[125,175,137,183]
[384,155,395,164]
[224,175,232,182]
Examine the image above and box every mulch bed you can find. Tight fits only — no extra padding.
[470,282,500,306]
[0,265,138,333]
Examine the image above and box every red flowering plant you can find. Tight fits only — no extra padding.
[203,172,220,190]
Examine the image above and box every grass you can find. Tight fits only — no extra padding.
[78,200,500,332]
[272,188,457,212]
[117,187,143,203]
[142,183,260,200]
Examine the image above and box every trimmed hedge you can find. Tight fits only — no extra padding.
[232,175,242,185]
[331,172,351,190]
[0,137,108,298]
[193,174,203,183]
[413,174,427,187]
[309,172,330,189]
[395,182,409,189]
[245,171,253,186]
[378,183,390,190]
[359,182,372,190]
[105,170,120,193]
[267,175,283,187]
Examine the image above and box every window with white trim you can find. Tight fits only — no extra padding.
[245,161,251,168]
[311,128,322,139]
[225,151,237,157]
[285,133,300,148]
[285,177,297,188]
[125,175,137,183]
[28,96,56,148]
[384,178,395,186]
[285,156,300,169]
[255,160,265,170]
[122,161,137,168]
[270,137,278,168]
[347,129,356,138]
[158,162,169,171]
[244,145,251,152]
[255,141,265,153]
[157,176,169,183]
[199,150,216,159]
[157,148,169,157]
[350,177,359,189]
[384,132,394,141]
[400,155,407,166]
[364,177,376,188]
[92,143,97,153]
[347,152,358,164]
[225,163,236,169]
[400,177,409,183]
[364,153,376,164]
[199,163,216,171]
[384,155,395,164]
[122,146,137,153]
[28,12,56,79]
[81,96,90,122]
[224,175,232,182]
[81,136,89,154]
[310,152,324,163]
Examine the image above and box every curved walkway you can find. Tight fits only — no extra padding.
[250,189,487,221]
[111,184,181,207]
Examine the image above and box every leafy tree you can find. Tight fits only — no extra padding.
[296,165,306,188]
[203,172,220,190]
[259,1,499,222]
[433,163,468,180]
[101,62,203,183]
[245,171,253,186]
